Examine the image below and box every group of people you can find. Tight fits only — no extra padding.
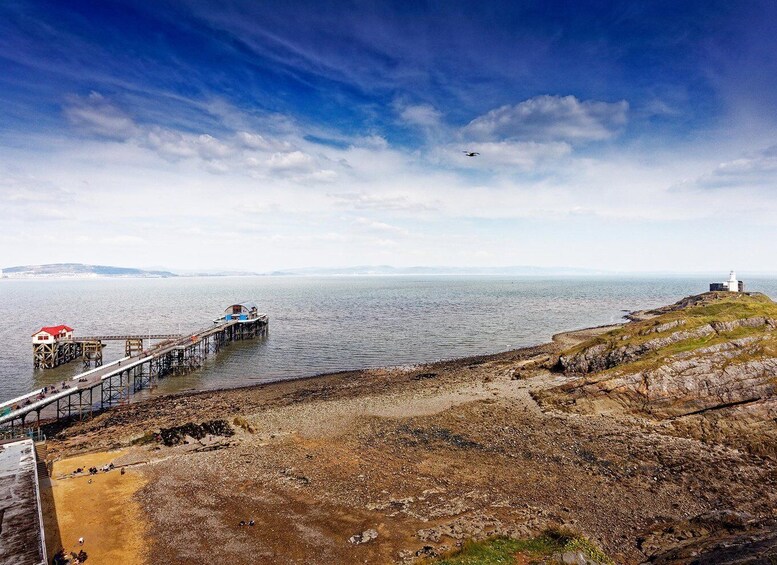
[13,381,75,408]
[238,519,256,527]
[51,547,87,564]
[7,380,81,412]
[73,463,114,475]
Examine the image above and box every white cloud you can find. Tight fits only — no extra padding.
[268,150,315,171]
[299,169,338,183]
[676,145,777,191]
[63,92,140,140]
[8,92,777,273]
[236,131,293,152]
[145,127,199,160]
[398,103,443,127]
[462,95,628,143]
[329,192,438,212]
[450,140,572,169]
[144,128,235,162]
[354,217,408,235]
[104,235,146,245]
[355,135,389,150]
[196,134,231,160]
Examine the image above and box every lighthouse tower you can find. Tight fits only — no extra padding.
[710,271,744,292]
[726,271,740,292]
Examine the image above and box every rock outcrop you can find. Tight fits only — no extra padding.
[539,292,777,458]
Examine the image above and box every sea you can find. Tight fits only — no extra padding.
[1,275,775,403]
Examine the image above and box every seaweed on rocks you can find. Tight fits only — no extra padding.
[158,420,234,446]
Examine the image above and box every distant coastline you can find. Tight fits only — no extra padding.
[2,262,610,280]
[1,263,176,279]
[4,262,775,280]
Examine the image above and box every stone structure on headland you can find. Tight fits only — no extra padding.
[710,270,744,292]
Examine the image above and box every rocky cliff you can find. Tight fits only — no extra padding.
[538,292,777,458]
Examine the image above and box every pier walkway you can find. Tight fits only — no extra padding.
[1,312,268,430]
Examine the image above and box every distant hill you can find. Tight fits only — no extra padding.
[2,263,177,278]
[265,265,609,276]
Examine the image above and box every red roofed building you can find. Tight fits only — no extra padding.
[31,325,74,344]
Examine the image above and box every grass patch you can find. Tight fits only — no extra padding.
[427,528,611,564]
[562,293,777,374]
[233,415,256,434]
[130,431,157,446]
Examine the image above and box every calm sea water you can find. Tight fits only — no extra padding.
[1,276,775,403]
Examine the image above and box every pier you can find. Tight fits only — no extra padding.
[32,325,183,369]
[3,303,268,432]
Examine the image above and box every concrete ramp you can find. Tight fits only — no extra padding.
[0,439,46,565]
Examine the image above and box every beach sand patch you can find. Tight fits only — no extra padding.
[46,450,148,564]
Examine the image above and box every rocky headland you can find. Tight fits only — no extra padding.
[540,291,777,459]
[39,292,777,564]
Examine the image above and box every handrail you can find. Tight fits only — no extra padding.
[1,314,269,426]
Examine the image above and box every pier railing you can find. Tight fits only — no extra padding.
[2,312,269,430]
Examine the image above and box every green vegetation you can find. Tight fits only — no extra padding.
[130,430,158,446]
[233,415,256,433]
[563,292,777,374]
[427,528,612,565]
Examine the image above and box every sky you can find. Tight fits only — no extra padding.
[2,0,777,273]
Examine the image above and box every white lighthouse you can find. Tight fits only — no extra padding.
[710,271,743,292]
[726,270,739,292]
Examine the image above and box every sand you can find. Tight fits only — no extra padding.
[44,451,147,563]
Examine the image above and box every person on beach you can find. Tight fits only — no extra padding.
[52,548,68,565]
[78,536,84,545]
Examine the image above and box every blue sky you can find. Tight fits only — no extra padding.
[2,0,777,272]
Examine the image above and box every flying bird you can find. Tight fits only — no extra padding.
[462,151,480,157]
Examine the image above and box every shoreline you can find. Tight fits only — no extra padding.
[38,309,777,564]
[36,322,626,459]
[117,322,626,410]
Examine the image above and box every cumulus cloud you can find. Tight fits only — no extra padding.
[462,95,628,143]
[63,92,140,140]
[63,95,317,175]
[398,103,443,127]
[355,135,389,150]
[268,150,315,171]
[143,128,235,162]
[145,127,199,160]
[301,169,338,183]
[0,171,75,220]
[354,217,408,235]
[329,192,438,212]
[680,145,777,191]
[236,131,293,152]
[452,140,572,169]
[196,134,232,160]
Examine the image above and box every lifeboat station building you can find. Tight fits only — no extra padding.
[224,302,260,321]
[31,325,80,369]
[31,325,74,344]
